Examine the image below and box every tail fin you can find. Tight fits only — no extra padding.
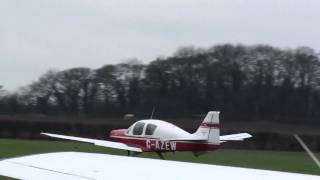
[193,111,220,144]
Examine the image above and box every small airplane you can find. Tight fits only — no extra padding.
[42,111,252,159]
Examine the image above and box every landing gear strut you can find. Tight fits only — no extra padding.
[156,152,165,160]
[127,151,141,157]
[128,150,165,160]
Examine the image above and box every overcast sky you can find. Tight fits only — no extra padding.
[0,0,320,91]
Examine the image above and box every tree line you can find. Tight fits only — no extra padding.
[1,44,320,123]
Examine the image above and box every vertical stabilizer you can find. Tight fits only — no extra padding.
[193,111,220,144]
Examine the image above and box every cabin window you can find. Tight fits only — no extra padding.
[145,124,157,135]
[133,122,145,135]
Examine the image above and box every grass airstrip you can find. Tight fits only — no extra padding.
[0,138,319,175]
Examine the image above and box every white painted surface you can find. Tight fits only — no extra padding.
[0,152,319,180]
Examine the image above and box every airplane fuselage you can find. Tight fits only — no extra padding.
[110,129,220,152]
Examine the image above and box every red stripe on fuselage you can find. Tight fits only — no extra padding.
[110,135,220,152]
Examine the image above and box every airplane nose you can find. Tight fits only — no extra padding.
[110,129,125,137]
[110,130,116,136]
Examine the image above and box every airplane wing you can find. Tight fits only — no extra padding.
[0,152,319,180]
[220,133,252,141]
[41,133,142,152]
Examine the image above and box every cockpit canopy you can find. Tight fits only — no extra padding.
[126,120,190,139]
[131,122,157,136]
[127,121,157,136]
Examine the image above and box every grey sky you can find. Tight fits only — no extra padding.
[0,0,320,91]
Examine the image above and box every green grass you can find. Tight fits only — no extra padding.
[0,138,319,176]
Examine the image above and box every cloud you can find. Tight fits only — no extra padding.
[0,0,320,90]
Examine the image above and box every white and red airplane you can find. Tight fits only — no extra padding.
[42,111,252,159]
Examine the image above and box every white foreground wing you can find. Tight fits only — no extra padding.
[220,133,252,141]
[0,152,319,180]
[41,133,142,152]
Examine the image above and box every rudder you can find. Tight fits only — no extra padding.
[193,111,220,144]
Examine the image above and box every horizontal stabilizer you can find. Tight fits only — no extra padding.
[220,133,252,141]
[41,133,142,152]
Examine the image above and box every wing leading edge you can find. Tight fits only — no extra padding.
[41,133,142,152]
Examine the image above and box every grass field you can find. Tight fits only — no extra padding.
[0,138,319,176]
